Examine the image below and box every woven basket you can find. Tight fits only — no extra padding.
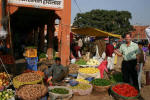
[16,84,47,100]
[48,86,73,100]
[93,85,111,92]
[110,83,140,100]
[13,76,43,88]
[71,84,93,96]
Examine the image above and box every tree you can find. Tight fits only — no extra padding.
[73,9,134,36]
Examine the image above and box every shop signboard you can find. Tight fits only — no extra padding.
[8,0,64,9]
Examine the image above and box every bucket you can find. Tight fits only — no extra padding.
[146,71,150,85]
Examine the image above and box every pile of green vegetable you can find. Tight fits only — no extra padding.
[0,90,15,100]
[109,73,123,84]
[91,79,111,86]
[50,88,69,94]
[75,59,87,65]
[39,53,46,59]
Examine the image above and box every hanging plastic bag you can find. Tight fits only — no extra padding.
[98,60,108,78]
[145,26,150,43]
[0,26,7,39]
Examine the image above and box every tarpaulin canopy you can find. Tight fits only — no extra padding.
[71,27,121,38]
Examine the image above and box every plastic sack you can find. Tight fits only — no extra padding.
[98,60,108,78]
[0,26,7,39]
[114,54,118,65]
[145,26,150,43]
[71,58,76,64]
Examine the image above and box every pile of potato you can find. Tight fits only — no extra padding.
[16,84,47,100]
[15,72,41,82]
[69,64,80,74]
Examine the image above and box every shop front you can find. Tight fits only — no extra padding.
[0,0,71,66]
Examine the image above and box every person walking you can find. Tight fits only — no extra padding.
[148,44,150,55]
[137,41,145,90]
[114,34,140,90]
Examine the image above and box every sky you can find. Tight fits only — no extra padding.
[71,0,150,26]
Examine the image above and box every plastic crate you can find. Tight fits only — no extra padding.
[26,57,38,65]
[24,48,37,57]
[27,64,37,71]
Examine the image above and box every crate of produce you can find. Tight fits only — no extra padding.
[48,86,73,100]
[27,64,37,71]
[16,84,47,100]
[0,72,11,90]
[26,57,38,65]
[0,89,15,100]
[13,72,43,88]
[91,79,111,92]
[70,83,93,96]
[24,47,37,57]
[110,83,140,100]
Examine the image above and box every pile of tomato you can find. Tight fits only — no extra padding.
[112,83,138,97]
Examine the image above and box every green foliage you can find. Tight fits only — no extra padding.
[73,9,134,36]
[39,53,46,59]
[110,73,123,84]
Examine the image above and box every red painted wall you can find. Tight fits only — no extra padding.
[0,0,71,66]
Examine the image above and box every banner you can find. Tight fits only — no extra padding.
[8,0,64,9]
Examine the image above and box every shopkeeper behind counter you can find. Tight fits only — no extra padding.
[44,57,69,83]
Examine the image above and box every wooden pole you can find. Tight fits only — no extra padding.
[47,11,55,60]
[39,25,45,52]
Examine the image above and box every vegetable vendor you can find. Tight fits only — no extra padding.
[44,57,68,83]
[114,33,141,90]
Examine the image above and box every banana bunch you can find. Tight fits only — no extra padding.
[86,59,99,66]
[70,83,91,90]
[79,68,99,74]
[76,78,89,84]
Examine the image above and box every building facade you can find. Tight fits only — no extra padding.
[131,25,149,40]
[0,0,71,66]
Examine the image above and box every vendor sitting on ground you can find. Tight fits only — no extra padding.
[44,57,68,83]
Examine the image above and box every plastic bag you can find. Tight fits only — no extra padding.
[145,26,150,43]
[0,26,7,39]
